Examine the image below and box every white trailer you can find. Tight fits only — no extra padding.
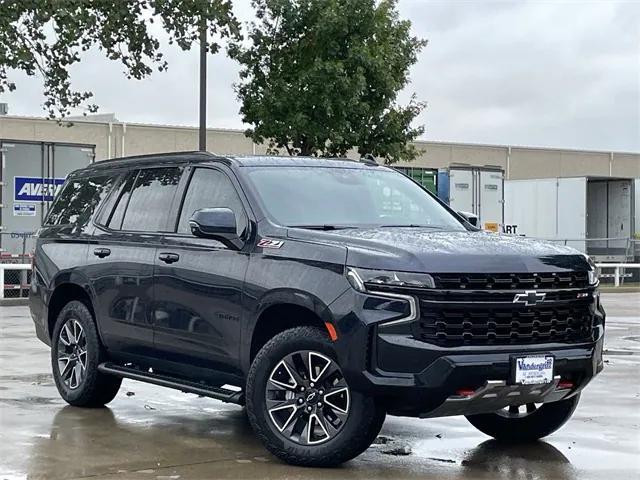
[437,165,504,231]
[504,177,636,261]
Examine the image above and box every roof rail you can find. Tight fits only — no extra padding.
[359,154,379,166]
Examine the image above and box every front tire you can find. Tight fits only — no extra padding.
[51,300,122,407]
[246,326,384,467]
[465,395,580,443]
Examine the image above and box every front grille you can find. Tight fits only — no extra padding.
[432,272,590,290]
[386,271,595,347]
[414,301,594,347]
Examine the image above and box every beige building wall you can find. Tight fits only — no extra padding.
[1,115,638,180]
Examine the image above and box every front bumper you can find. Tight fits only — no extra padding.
[329,288,605,418]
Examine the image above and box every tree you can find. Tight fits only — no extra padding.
[232,0,426,164]
[0,0,240,118]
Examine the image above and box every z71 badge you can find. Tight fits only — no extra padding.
[257,238,284,249]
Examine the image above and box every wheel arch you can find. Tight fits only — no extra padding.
[245,290,336,372]
[47,274,98,341]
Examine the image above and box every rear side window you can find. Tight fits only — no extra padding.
[177,168,248,235]
[120,167,183,232]
[102,172,136,229]
[45,175,116,229]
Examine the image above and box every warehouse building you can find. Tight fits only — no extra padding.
[2,113,638,179]
[1,113,639,266]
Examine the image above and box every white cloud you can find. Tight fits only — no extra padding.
[3,0,639,151]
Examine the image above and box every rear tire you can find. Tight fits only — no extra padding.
[465,395,580,443]
[246,326,384,467]
[51,300,121,407]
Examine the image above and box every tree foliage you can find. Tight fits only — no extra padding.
[232,0,426,163]
[0,0,240,118]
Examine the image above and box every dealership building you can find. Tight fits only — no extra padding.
[1,113,639,265]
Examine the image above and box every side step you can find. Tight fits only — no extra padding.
[98,362,244,405]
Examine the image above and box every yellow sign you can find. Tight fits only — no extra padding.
[484,222,499,232]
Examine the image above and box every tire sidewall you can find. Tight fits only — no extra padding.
[466,394,581,442]
[51,300,102,404]
[246,328,377,463]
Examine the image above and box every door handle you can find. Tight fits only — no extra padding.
[158,252,180,264]
[93,247,111,258]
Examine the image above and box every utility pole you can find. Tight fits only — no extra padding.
[198,18,207,151]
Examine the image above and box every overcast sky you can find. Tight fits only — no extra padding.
[4,0,640,152]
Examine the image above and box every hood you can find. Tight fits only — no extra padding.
[286,228,589,273]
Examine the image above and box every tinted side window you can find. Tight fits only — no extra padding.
[103,172,137,230]
[121,167,183,232]
[177,168,247,235]
[45,174,116,229]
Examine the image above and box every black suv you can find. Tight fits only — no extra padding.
[30,152,604,466]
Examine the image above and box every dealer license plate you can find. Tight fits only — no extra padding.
[513,356,554,385]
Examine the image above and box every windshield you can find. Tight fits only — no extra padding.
[245,166,466,231]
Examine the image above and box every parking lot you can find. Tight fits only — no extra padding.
[0,292,638,480]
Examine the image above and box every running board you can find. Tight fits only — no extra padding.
[98,362,244,405]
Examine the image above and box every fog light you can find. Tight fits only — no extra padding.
[455,388,476,397]
[557,380,574,390]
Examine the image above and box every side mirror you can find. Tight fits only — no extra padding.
[457,210,479,227]
[189,208,243,249]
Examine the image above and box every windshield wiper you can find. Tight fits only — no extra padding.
[287,224,358,231]
[379,224,445,229]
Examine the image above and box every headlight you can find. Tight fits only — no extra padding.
[585,255,599,286]
[346,267,435,292]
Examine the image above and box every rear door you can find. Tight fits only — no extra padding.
[448,168,475,216]
[607,180,632,250]
[557,177,587,252]
[152,166,251,375]
[478,169,504,231]
[87,165,184,357]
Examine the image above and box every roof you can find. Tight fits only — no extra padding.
[228,155,379,168]
[84,151,218,170]
[71,152,382,176]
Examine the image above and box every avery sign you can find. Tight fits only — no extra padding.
[14,177,65,202]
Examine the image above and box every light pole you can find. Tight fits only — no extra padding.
[199,18,207,151]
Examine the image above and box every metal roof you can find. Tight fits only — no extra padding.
[228,155,379,168]
[71,152,382,176]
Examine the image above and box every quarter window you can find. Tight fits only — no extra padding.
[177,168,247,236]
[45,174,116,229]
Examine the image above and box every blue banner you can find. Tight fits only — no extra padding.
[14,176,65,202]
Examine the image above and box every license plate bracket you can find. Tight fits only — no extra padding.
[511,355,554,385]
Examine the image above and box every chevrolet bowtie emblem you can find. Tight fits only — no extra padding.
[513,290,546,306]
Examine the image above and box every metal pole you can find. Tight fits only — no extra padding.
[199,18,207,151]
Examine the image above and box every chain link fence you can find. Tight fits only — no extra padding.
[1,267,31,298]
[1,231,35,299]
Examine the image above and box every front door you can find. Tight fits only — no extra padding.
[152,166,250,375]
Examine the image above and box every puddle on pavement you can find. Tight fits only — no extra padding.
[0,396,61,406]
[0,373,54,384]
[603,349,636,356]
[622,335,640,343]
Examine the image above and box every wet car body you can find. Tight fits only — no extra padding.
[29,152,605,465]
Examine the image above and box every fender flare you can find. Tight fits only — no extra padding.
[47,269,103,340]
[241,288,335,373]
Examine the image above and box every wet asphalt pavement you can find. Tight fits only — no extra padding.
[1,293,639,480]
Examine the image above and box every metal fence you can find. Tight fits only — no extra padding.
[595,263,640,287]
[0,263,31,299]
[0,231,36,263]
[537,237,635,262]
[0,232,35,298]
